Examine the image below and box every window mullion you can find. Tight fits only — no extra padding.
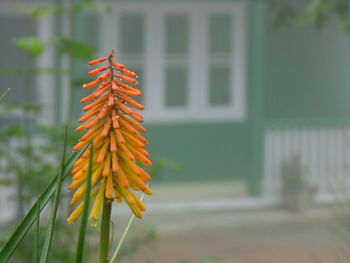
[190,9,208,117]
[36,15,55,125]
[144,9,164,120]
[99,8,118,57]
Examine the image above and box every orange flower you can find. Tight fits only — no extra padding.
[67,49,152,224]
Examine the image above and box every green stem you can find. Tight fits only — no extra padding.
[100,199,112,263]
[17,65,33,221]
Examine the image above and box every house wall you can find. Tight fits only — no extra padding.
[144,123,252,182]
[265,8,350,120]
[145,1,350,186]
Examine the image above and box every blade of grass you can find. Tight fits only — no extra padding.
[0,148,82,263]
[39,125,68,263]
[100,199,112,263]
[32,202,40,263]
[109,191,146,263]
[74,144,94,263]
[0,88,10,103]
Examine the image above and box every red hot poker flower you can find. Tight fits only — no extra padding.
[67,49,152,224]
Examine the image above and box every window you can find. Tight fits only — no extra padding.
[99,2,247,122]
[0,6,55,125]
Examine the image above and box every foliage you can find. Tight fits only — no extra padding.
[0,1,107,262]
[280,154,317,212]
[0,103,61,205]
[269,0,350,32]
[0,1,182,263]
[15,37,46,58]
[148,157,183,181]
[281,154,305,194]
[15,2,110,19]
[55,38,95,60]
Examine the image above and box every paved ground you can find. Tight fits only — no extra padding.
[117,207,350,263]
[148,180,248,202]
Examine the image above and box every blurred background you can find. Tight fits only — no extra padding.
[2,0,350,262]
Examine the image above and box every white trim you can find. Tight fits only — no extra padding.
[36,15,55,125]
[113,197,279,215]
[61,12,70,121]
[113,195,344,215]
[145,10,164,115]
[98,2,247,123]
[232,1,247,122]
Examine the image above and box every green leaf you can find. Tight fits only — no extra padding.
[39,126,68,263]
[56,38,95,60]
[74,144,94,263]
[0,179,12,185]
[72,77,93,88]
[0,68,23,76]
[0,148,82,263]
[30,67,68,76]
[0,88,10,104]
[268,4,296,31]
[32,202,40,263]
[15,5,62,18]
[84,3,111,14]
[23,104,43,113]
[73,2,111,14]
[0,102,22,114]
[2,127,25,138]
[15,37,46,58]
[296,0,333,29]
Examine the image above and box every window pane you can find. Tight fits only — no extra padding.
[209,14,232,54]
[0,16,37,104]
[165,14,188,54]
[209,67,231,106]
[120,14,144,54]
[86,15,99,50]
[165,68,188,107]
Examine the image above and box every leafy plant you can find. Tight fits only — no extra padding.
[269,0,350,32]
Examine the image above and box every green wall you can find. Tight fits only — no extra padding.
[145,123,251,182]
[265,12,350,119]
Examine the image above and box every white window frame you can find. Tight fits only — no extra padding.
[99,2,247,123]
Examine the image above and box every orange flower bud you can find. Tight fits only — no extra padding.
[115,74,137,84]
[89,66,108,76]
[88,57,107,66]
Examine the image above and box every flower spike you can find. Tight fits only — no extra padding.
[67,49,152,224]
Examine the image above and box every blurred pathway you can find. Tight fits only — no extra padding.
[118,207,350,263]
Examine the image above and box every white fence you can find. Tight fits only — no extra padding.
[263,125,350,202]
